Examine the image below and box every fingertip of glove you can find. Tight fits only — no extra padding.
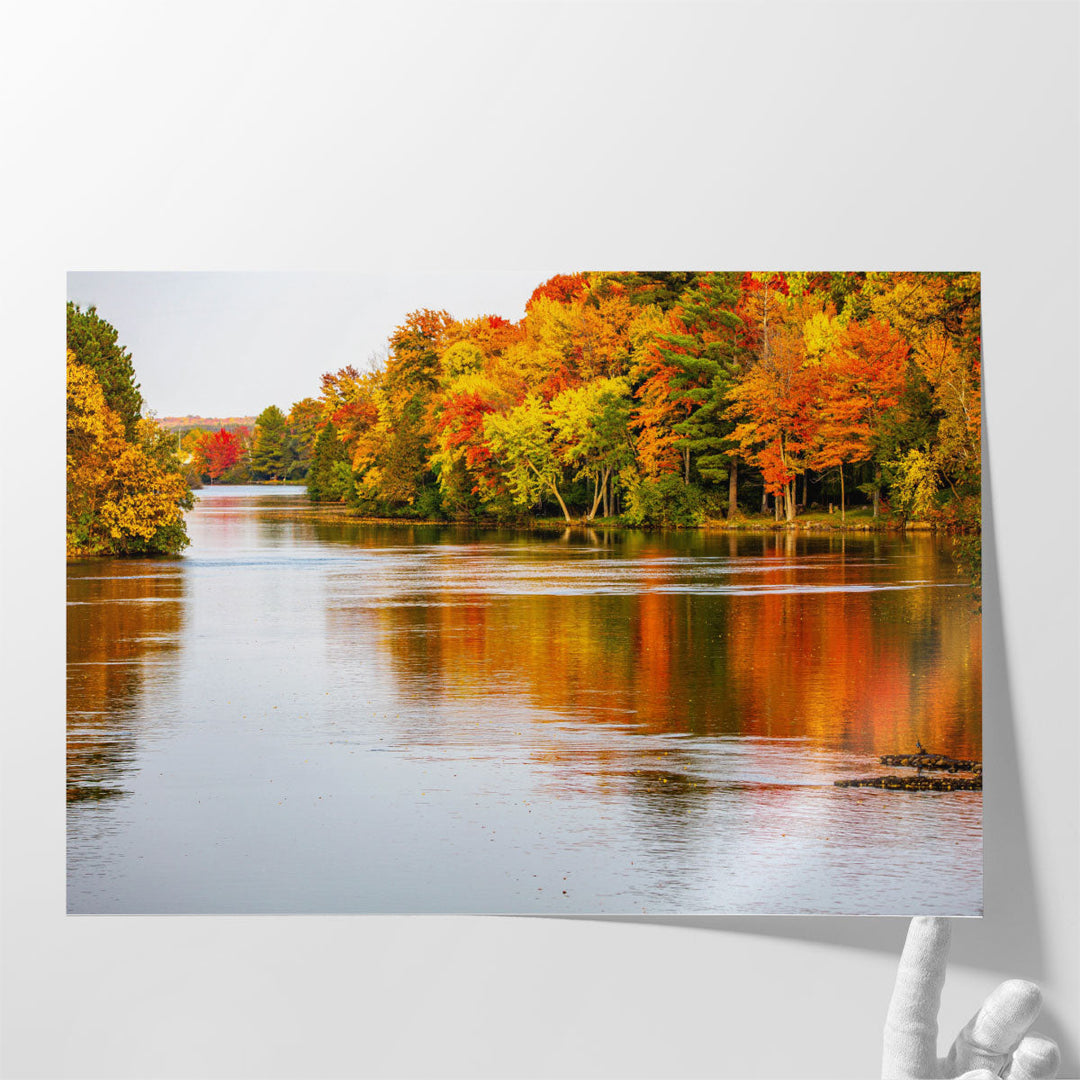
[1013,1032,1061,1075]
[999,979,1043,1015]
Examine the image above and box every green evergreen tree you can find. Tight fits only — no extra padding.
[375,309,452,505]
[656,273,743,484]
[66,302,144,439]
[249,405,293,481]
[285,397,322,480]
[616,272,698,312]
[307,422,351,502]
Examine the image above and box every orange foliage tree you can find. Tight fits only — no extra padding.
[727,326,819,521]
[815,318,908,517]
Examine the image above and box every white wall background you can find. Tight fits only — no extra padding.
[1,2,1077,1077]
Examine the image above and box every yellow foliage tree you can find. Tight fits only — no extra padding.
[67,352,191,556]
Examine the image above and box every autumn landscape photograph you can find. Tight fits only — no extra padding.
[66,270,982,915]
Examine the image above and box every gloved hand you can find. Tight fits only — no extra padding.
[883,917,1060,1079]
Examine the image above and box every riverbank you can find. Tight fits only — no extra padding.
[189,483,974,536]
[302,502,956,534]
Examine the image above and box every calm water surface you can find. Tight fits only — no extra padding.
[67,486,982,914]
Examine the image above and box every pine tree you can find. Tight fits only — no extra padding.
[249,405,293,481]
[655,273,743,486]
[375,309,453,505]
[307,422,351,503]
[66,303,144,439]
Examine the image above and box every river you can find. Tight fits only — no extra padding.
[67,486,982,914]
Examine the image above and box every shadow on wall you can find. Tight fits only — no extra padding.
[564,407,1077,1073]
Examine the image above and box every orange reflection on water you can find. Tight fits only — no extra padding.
[348,530,980,762]
[66,562,185,802]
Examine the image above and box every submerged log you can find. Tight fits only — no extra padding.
[835,774,982,791]
[879,754,982,774]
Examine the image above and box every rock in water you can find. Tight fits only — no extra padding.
[879,753,981,774]
[835,774,982,791]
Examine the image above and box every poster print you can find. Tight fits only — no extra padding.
[66,271,982,914]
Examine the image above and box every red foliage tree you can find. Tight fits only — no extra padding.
[735,272,791,359]
[197,427,245,482]
[437,391,497,477]
[526,273,589,310]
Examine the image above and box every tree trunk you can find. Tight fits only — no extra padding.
[774,494,782,522]
[785,479,795,522]
[587,468,609,520]
[761,483,768,515]
[727,456,738,519]
[602,474,610,518]
[550,482,573,523]
[840,463,846,523]
[872,467,881,518]
[763,283,770,361]
[684,447,690,484]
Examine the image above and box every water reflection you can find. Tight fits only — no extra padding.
[67,561,185,802]
[66,487,981,914]
[323,526,980,758]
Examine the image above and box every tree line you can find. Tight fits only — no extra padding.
[176,401,319,487]
[298,272,980,536]
[66,272,982,560]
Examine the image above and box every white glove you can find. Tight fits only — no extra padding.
[883,917,1060,1079]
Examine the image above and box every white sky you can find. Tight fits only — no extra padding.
[66,271,551,417]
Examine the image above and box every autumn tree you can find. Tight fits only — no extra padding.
[318,366,382,484]
[551,376,633,520]
[179,427,208,486]
[735,272,790,365]
[868,274,981,511]
[511,293,584,398]
[374,309,453,507]
[426,316,524,518]
[430,381,499,517]
[821,318,909,516]
[196,428,245,483]
[806,381,863,521]
[510,275,635,400]
[67,353,191,556]
[484,396,572,522]
[630,310,690,481]
[137,415,185,477]
[574,276,636,382]
[727,325,818,522]
[67,303,144,439]
[526,273,589,308]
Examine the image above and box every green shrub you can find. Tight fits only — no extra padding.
[621,475,705,527]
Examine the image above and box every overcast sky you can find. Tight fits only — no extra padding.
[67,271,552,417]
